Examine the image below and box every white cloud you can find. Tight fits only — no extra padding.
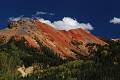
[110,17,120,24]
[36,11,47,15]
[8,16,94,31]
[37,17,94,31]
[9,15,24,22]
[37,18,55,27]
[8,15,32,22]
[35,11,54,16]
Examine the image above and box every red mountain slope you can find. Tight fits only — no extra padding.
[0,19,106,59]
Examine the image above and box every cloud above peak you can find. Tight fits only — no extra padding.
[110,17,120,24]
[8,16,94,31]
[36,11,47,15]
[35,11,55,16]
[38,17,94,31]
[8,15,24,22]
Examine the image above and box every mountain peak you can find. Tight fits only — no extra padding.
[0,18,106,59]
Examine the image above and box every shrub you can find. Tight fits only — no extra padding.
[71,40,83,47]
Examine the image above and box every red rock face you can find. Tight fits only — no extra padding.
[68,28,106,45]
[0,19,106,59]
[34,21,106,59]
[24,36,40,48]
[14,35,22,41]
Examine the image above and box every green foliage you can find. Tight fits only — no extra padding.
[42,46,66,66]
[88,41,120,65]
[71,40,83,47]
[77,61,120,80]
[25,60,84,80]
[0,51,21,79]
[26,40,120,80]
[0,37,65,79]
[26,60,120,80]
[0,37,120,80]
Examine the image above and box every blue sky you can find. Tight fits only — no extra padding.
[0,0,120,38]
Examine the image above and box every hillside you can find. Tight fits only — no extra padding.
[0,34,120,80]
[0,18,106,59]
[0,18,120,80]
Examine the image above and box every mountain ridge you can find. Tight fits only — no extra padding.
[0,18,106,59]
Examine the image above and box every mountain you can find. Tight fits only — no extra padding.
[0,18,106,59]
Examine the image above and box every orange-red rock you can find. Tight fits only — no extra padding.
[0,19,106,59]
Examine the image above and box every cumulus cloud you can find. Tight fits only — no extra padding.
[36,11,47,15]
[110,17,120,24]
[37,18,55,27]
[35,11,54,16]
[37,17,94,31]
[9,15,24,22]
[8,15,94,31]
